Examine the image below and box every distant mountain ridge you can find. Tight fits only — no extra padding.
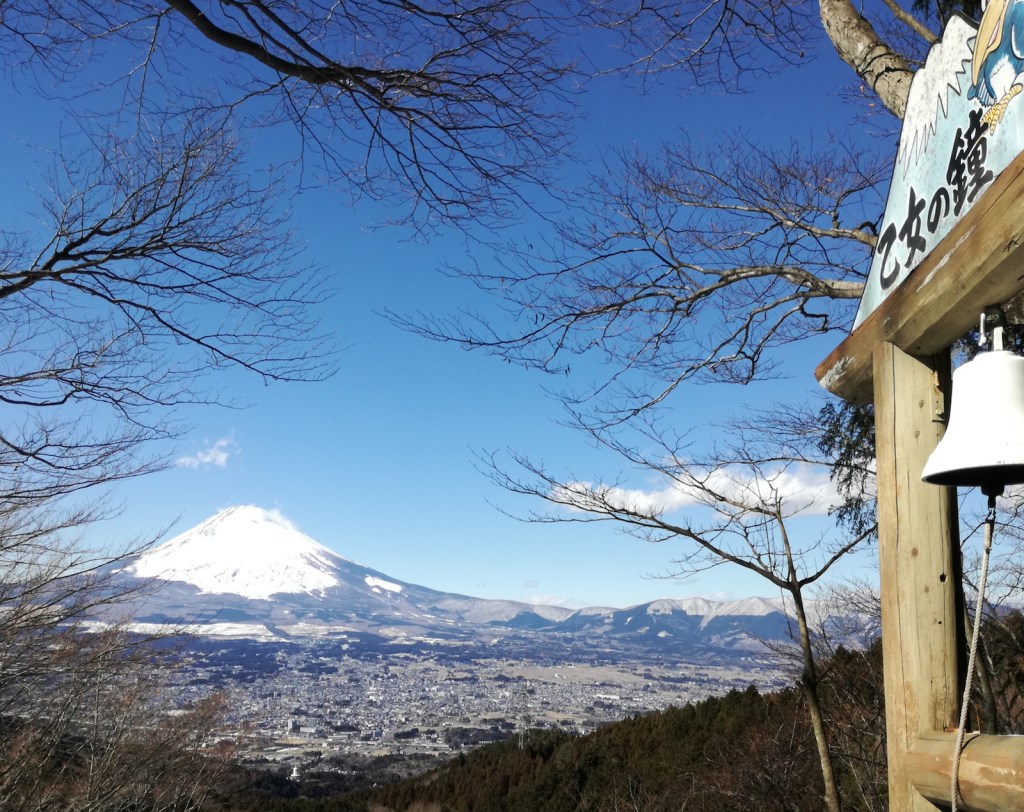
[107,505,822,659]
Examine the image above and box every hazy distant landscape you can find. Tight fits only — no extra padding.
[168,635,788,766]
[113,506,797,770]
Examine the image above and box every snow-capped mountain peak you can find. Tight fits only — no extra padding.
[125,505,344,600]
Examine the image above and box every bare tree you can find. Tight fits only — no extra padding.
[394,0,979,423]
[0,0,990,807]
[0,628,236,812]
[0,1,586,804]
[938,499,1024,736]
[586,0,933,120]
[0,1,592,806]
[812,584,888,812]
[0,102,327,738]
[381,1,972,807]
[482,409,877,812]
[0,487,239,811]
[375,0,1009,808]
[0,105,330,613]
[583,0,814,85]
[0,78,328,812]
[704,706,824,812]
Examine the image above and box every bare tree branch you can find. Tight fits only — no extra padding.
[582,0,814,85]
[0,489,239,812]
[400,136,885,423]
[0,111,333,485]
[0,0,579,227]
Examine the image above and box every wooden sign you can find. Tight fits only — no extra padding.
[857,11,1024,326]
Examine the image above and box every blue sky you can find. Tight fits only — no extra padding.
[0,18,882,609]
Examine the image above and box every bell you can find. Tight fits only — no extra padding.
[922,349,1024,494]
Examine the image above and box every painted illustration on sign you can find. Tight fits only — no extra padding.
[971,0,1024,129]
[855,10,1024,325]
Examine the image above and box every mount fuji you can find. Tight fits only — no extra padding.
[108,505,816,659]
[126,506,348,600]
[116,506,574,634]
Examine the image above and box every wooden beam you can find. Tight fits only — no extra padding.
[873,343,963,812]
[817,150,1024,402]
[908,733,1024,811]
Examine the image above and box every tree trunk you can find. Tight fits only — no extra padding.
[791,589,844,812]
[817,0,914,119]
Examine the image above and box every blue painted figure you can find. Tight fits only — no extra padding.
[970,0,1024,130]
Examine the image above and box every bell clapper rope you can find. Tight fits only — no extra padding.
[949,306,1003,810]
[950,489,998,812]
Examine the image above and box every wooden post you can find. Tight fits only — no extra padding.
[873,344,963,811]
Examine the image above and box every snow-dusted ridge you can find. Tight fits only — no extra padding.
[110,505,859,654]
[124,505,794,619]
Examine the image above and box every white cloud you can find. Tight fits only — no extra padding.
[556,464,842,518]
[176,436,237,469]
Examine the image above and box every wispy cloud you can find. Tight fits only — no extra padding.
[176,436,237,470]
[523,593,576,608]
[556,464,842,518]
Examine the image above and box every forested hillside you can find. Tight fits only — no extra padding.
[361,687,825,812]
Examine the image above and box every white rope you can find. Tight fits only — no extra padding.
[951,495,995,812]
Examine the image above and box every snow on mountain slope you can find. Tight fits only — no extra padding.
[646,598,714,616]
[718,596,784,616]
[697,597,786,629]
[365,575,403,593]
[669,597,718,616]
[125,505,345,599]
